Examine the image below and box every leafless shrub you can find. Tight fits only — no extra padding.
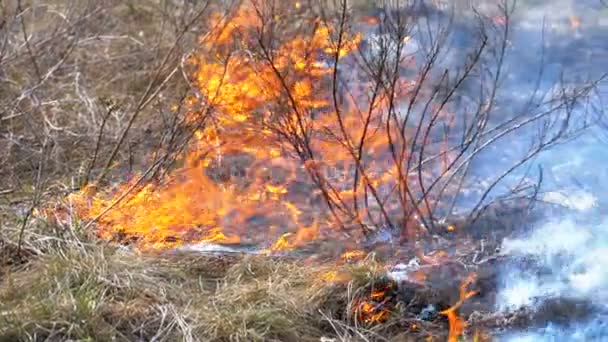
[190,0,603,243]
[0,0,232,253]
[0,0,222,190]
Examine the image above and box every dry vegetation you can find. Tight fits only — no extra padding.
[0,238,399,341]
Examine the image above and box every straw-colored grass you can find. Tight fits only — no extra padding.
[0,234,401,341]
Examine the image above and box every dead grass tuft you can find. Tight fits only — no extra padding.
[0,238,396,341]
[0,244,192,340]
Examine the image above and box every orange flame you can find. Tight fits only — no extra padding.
[352,282,396,324]
[268,232,294,252]
[440,273,478,342]
[341,250,366,262]
[360,16,379,25]
[322,270,351,283]
[358,301,390,324]
[64,0,455,253]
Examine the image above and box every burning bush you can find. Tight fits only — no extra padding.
[63,0,594,255]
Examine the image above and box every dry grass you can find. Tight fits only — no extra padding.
[0,244,192,341]
[0,0,203,193]
[0,234,401,341]
[0,197,408,341]
[1,189,397,340]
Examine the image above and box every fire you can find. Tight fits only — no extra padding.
[440,273,478,342]
[43,2,517,340]
[322,270,351,283]
[67,2,354,249]
[357,301,390,324]
[360,16,379,25]
[65,0,455,260]
[352,282,395,324]
[492,15,506,26]
[268,232,294,252]
[265,184,288,195]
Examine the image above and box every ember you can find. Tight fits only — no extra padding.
[569,16,581,29]
[353,282,396,325]
[357,301,390,324]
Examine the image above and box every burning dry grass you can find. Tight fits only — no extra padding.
[1,199,458,341]
[0,199,516,341]
[0,2,408,340]
[3,203,517,341]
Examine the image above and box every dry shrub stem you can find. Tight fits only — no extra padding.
[95,1,213,186]
[0,0,228,245]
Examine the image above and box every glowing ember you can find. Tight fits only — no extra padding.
[492,15,507,26]
[357,301,390,324]
[440,273,478,342]
[569,16,581,29]
[360,16,379,25]
[341,250,366,262]
[352,282,396,324]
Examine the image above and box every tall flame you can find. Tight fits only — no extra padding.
[67,1,454,255]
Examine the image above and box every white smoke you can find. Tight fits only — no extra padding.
[497,218,608,310]
[471,0,608,332]
[502,318,608,342]
[495,214,608,341]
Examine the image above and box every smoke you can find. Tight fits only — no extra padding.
[501,317,608,342]
[494,204,608,340]
[497,218,608,308]
[454,0,608,340]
